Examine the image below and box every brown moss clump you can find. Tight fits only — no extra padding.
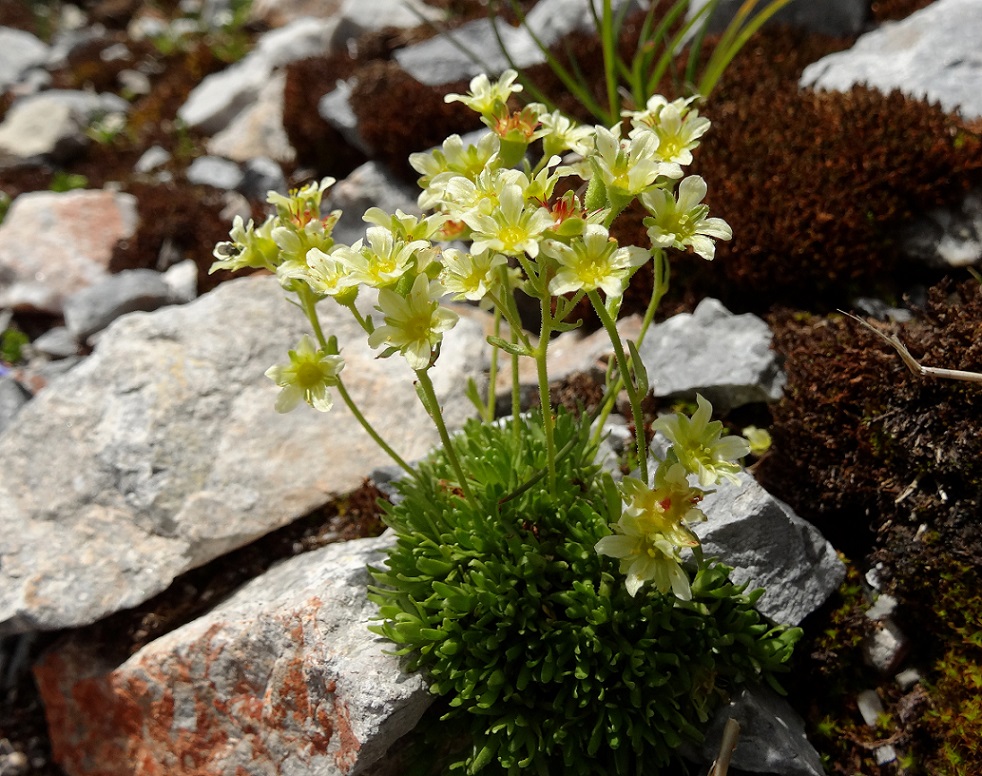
[760,280,982,773]
[350,61,482,181]
[110,180,247,294]
[123,41,228,153]
[870,0,938,22]
[758,279,982,554]
[687,33,982,311]
[282,53,367,179]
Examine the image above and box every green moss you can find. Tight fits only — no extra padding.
[918,565,982,774]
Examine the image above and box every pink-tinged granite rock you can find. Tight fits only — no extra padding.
[0,189,139,313]
[34,534,431,776]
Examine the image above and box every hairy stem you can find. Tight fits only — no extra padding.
[415,368,478,507]
[589,289,648,482]
[535,295,557,494]
[298,285,416,478]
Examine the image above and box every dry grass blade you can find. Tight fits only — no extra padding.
[707,718,741,776]
[840,311,982,384]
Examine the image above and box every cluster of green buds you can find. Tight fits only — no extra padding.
[211,69,740,600]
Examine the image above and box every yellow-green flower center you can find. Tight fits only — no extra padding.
[296,362,324,389]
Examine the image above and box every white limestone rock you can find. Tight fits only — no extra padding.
[0,189,139,314]
[800,0,982,120]
[0,26,50,91]
[0,274,488,635]
[34,533,432,776]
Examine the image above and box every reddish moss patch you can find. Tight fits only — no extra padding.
[757,280,982,773]
[689,35,982,310]
[282,53,366,179]
[109,180,242,294]
[870,0,938,22]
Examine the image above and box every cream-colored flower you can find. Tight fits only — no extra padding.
[290,246,358,297]
[595,516,692,599]
[629,99,710,166]
[539,110,595,157]
[410,132,501,203]
[265,335,344,413]
[461,183,554,258]
[336,226,429,288]
[267,177,336,226]
[621,464,707,538]
[368,274,459,370]
[440,248,507,301]
[595,463,707,599]
[652,394,749,487]
[542,224,648,297]
[590,126,681,202]
[444,69,522,117]
[211,214,280,273]
[362,208,448,242]
[640,176,732,260]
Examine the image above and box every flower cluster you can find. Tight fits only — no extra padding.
[596,395,750,599]
[212,69,738,600]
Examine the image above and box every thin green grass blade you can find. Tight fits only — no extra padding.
[644,0,716,97]
[627,1,661,109]
[699,0,793,95]
[500,0,608,121]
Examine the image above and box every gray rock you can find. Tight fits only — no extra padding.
[695,470,845,626]
[0,274,487,634]
[134,144,171,174]
[0,189,140,314]
[326,161,421,245]
[0,376,30,436]
[24,88,128,117]
[186,155,244,190]
[394,0,642,86]
[206,71,296,164]
[240,156,287,200]
[800,0,982,120]
[688,0,869,38]
[177,55,272,134]
[900,187,982,268]
[161,259,199,304]
[117,68,151,97]
[693,685,826,776]
[0,27,50,91]
[523,0,640,47]
[179,17,341,133]
[335,0,443,41]
[62,269,181,341]
[34,533,433,776]
[638,298,786,411]
[0,98,84,163]
[863,617,910,674]
[0,89,129,163]
[394,16,544,86]
[319,79,372,155]
[30,327,81,360]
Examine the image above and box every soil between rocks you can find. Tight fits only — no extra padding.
[1,1,981,775]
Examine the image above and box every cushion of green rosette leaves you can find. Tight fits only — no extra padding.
[369,409,799,776]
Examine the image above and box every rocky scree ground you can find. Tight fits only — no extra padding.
[0,0,981,774]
